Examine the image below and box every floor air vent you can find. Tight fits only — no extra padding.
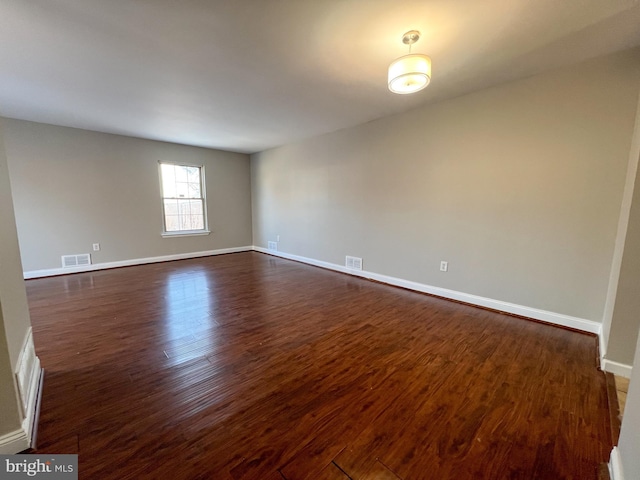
[346,256,363,270]
[61,254,92,268]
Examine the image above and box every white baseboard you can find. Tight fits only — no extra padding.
[602,359,633,378]
[0,329,42,454]
[16,329,42,448]
[23,246,253,279]
[0,429,30,455]
[599,328,607,366]
[16,329,39,417]
[253,246,602,335]
[598,324,633,378]
[610,447,625,480]
[22,244,607,342]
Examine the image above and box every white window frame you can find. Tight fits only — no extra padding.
[158,162,210,237]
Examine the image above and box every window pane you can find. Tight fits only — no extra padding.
[191,214,204,230]
[165,215,180,231]
[177,199,191,215]
[188,182,201,198]
[175,165,188,182]
[161,164,175,181]
[163,199,178,215]
[176,182,189,198]
[187,167,200,183]
[161,164,176,197]
[190,200,203,215]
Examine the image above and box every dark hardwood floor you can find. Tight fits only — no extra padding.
[26,252,612,479]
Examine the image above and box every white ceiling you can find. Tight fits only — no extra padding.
[1,0,640,154]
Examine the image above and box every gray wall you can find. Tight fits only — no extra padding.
[0,122,32,370]
[601,87,640,368]
[252,49,640,323]
[606,134,640,365]
[0,121,30,436]
[2,120,253,272]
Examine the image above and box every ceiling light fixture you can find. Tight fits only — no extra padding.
[388,30,431,94]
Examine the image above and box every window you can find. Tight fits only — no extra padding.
[159,163,208,235]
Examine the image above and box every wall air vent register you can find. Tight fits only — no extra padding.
[61,254,91,268]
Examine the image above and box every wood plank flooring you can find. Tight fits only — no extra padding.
[26,252,612,479]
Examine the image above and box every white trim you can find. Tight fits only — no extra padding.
[598,317,634,379]
[15,328,42,449]
[601,92,640,384]
[15,328,40,418]
[599,325,607,366]
[0,429,29,455]
[602,103,640,344]
[161,230,211,238]
[610,446,625,480]
[602,359,633,378]
[0,329,42,454]
[253,246,601,335]
[23,246,253,279]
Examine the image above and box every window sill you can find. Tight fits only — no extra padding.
[162,230,211,238]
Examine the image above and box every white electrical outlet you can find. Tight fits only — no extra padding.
[268,241,278,251]
[440,261,448,272]
[93,243,100,251]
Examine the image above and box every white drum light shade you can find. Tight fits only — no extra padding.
[388,54,432,94]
